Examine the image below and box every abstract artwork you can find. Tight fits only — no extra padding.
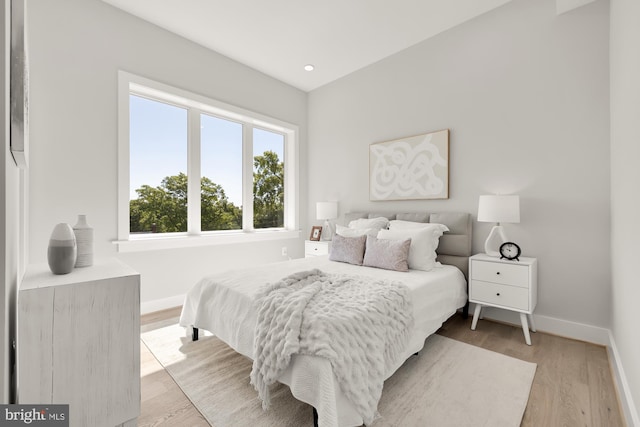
[370,129,449,201]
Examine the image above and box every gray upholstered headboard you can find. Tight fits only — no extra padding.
[342,212,473,281]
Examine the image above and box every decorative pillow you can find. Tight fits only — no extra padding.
[329,234,367,265]
[348,216,389,231]
[388,220,449,233]
[362,235,411,272]
[336,224,373,237]
[377,226,447,271]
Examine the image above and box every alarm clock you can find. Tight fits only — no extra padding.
[499,242,521,261]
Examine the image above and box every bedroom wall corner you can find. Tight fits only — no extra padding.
[610,0,640,424]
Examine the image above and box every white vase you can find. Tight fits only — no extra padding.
[48,223,77,274]
[73,214,94,267]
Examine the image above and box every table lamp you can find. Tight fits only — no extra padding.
[477,195,520,257]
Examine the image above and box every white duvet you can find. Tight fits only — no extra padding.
[179,256,467,427]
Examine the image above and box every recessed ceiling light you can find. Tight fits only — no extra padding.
[304,64,315,71]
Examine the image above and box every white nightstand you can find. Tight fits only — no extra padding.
[469,253,538,345]
[305,240,331,258]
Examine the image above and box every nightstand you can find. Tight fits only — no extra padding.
[305,240,331,258]
[469,253,538,345]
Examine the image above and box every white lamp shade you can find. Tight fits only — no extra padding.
[477,195,520,224]
[316,201,338,220]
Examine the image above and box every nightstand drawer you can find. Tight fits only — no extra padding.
[305,241,330,257]
[470,280,529,311]
[471,260,529,288]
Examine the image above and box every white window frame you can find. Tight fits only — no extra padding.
[115,71,299,252]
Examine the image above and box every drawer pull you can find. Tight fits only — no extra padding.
[496,272,501,275]
[496,293,500,296]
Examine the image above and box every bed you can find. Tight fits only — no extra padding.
[179,211,472,427]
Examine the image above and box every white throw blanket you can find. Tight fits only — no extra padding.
[250,269,414,425]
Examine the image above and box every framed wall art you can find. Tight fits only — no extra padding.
[369,129,449,201]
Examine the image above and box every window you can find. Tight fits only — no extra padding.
[129,95,188,234]
[200,114,243,232]
[117,72,299,251]
[253,128,285,229]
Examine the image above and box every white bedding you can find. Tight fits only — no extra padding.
[179,256,467,427]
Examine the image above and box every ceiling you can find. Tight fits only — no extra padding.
[102,0,512,92]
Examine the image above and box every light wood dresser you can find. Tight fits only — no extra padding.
[18,258,140,427]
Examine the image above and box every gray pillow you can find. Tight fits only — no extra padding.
[329,234,367,265]
[363,235,411,272]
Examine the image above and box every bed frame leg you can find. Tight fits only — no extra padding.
[192,327,199,341]
[312,407,318,427]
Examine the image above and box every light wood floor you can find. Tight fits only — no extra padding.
[138,307,625,427]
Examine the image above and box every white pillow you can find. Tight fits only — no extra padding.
[348,216,389,231]
[388,220,449,233]
[336,224,373,237]
[377,226,447,271]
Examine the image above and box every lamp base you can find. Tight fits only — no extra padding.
[484,225,507,257]
[321,220,334,241]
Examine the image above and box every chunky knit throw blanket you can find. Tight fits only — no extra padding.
[249,269,414,425]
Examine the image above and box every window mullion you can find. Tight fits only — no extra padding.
[187,110,201,235]
[242,125,254,231]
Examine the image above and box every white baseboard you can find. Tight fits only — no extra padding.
[608,332,640,427]
[141,294,185,315]
[476,305,610,345]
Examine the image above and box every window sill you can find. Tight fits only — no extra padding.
[113,229,301,253]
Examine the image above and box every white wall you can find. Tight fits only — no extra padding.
[308,0,611,328]
[610,0,640,423]
[26,0,308,306]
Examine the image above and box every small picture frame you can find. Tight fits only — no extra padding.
[309,226,322,241]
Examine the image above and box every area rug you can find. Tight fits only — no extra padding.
[141,324,536,427]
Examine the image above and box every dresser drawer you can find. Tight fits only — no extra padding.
[471,260,529,288]
[470,280,529,311]
[305,241,330,257]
